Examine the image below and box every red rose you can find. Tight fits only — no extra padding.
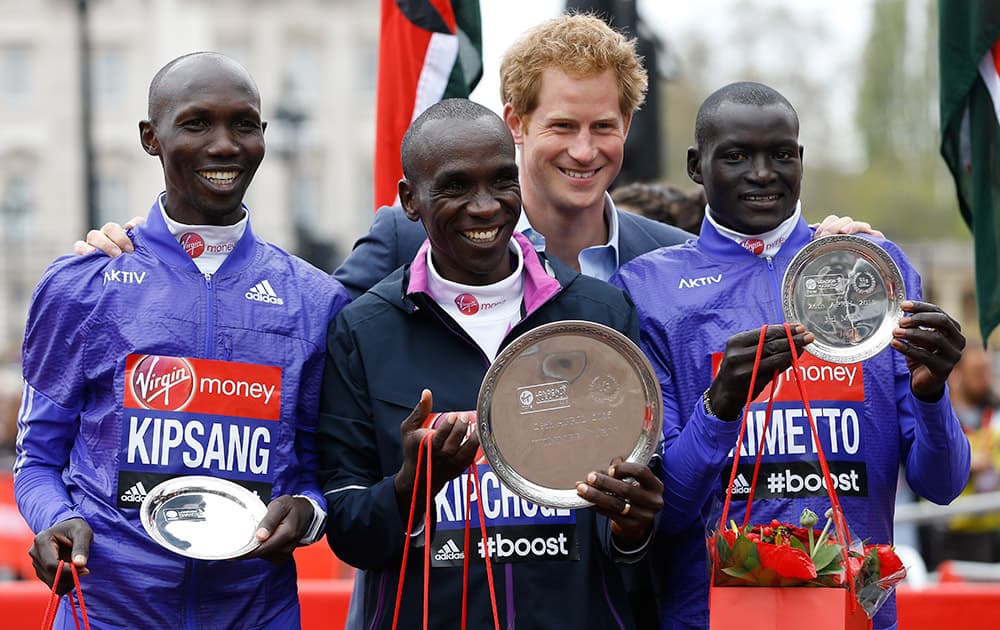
[757,541,818,580]
[877,545,904,578]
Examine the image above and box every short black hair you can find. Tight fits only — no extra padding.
[400,98,504,178]
[147,52,258,122]
[694,81,797,147]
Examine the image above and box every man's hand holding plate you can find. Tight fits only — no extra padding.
[576,458,664,546]
[892,300,965,401]
[244,495,314,563]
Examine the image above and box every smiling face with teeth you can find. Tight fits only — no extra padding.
[504,68,630,222]
[399,110,521,286]
[687,100,803,235]
[140,53,265,226]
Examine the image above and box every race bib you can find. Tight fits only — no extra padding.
[712,352,869,499]
[420,413,579,567]
[116,354,281,508]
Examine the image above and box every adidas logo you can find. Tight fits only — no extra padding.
[433,539,465,561]
[120,481,149,504]
[245,279,284,305]
[732,473,751,495]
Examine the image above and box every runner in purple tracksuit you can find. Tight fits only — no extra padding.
[611,81,970,630]
[15,53,349,629]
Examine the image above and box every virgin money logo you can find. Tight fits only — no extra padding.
[130,355,196,411]
[740,238,765,255]
[711,352,864,402]
[455,293,480,316]
[180,232,205,259]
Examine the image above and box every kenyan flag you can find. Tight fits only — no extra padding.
[939,1,1000,343]
[373,0,482,211]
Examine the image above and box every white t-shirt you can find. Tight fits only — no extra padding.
[425,242,525,361]
[706,201,802,258]
[159,197,247,276]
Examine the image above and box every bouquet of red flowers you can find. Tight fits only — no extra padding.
[709,507,907,618]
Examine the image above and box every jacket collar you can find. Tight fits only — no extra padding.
[696,211,813,264]
[392,232,564,318]
[137,194,258,275]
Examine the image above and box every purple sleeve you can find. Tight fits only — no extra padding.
[14,385,85,532]
[898,375,971,504]
[659,384,740,534]
[885,240,970,504]
[288,282,353,511]
[14,262,94,533]
[615,282,739,535]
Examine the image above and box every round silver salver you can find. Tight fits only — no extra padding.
[140,475,268,560]
[782,234,906,364]
[477,320,663,509]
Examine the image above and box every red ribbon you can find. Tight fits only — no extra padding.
[392,426,501,629]
[717,324,859,607]
[41,560,90,630]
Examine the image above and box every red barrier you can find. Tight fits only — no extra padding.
[896,584,1000,628]
[294,539,355,580]
[0,474,35,580]
[1,578,995,628]
[299,578,354,628]
[0,580,51,629]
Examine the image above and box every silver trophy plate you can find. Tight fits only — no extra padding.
[140,476,268,560]
[477,320,663,509]
[782,234,906,364]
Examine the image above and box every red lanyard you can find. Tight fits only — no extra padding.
[40,560,90,630]
[391,432,501,630]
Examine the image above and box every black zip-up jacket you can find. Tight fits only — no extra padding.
[318,236,642,629]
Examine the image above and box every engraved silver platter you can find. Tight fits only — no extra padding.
[477,320,663,509]
[782,234,906,364]
[140,475,268,560]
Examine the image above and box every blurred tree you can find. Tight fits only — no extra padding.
[659,1,838,178]
[650,0,975,335]
[851,0,961,241]
[658,0,967,241]
[857,0,939,165]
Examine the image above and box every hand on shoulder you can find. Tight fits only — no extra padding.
[811,214,885,239]
[72,216,145,256]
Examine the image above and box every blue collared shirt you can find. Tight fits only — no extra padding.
[514,192,621,281]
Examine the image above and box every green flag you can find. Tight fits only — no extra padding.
[939,1,1000,343]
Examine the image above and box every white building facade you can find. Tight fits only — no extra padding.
[0,0,380,348]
